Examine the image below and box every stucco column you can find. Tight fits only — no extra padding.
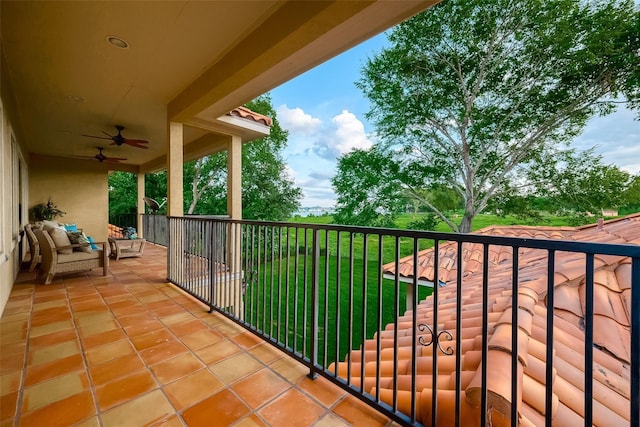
[167,122,184,217]
[226,134,243,318]
[137,172,145,238]
[227,135,242,219]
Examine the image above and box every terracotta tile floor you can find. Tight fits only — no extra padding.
[1,244,395,426]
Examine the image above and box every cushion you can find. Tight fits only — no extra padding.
[48,228,73,254]
[42,220,62,231]
[67,231,92,253]
[87,236,99,250]
[64,224,78,232]
[57,250,103,263]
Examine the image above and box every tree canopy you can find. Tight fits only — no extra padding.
[109,94,301,221]
[333,0,639,232]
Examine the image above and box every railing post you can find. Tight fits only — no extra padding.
[308,227,319,379]
[631,257,639,427]
[208,219,216,313]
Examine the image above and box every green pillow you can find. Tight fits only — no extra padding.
[67,231,92,253]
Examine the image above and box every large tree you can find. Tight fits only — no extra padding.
[183,95,302,219]
[183,155,226,215]
[108,170,167,216]
[339,0,639,232]
[110,94,301,220]
[177,94,302,220]
[526,148,634,216]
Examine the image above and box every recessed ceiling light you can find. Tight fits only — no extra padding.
[106,35,129,49]
[67,95,85,103]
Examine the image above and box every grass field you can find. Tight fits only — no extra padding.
[290,212,583,231]
[244,212,586,366]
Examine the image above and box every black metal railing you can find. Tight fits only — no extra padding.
[142,214,169,246]
[156,215,639,426]
[109,212,138,229]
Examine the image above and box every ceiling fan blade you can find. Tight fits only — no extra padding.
[82,134,112,140]
[112,140,149,149]
[102,131,115,138]
[124,138,149,145]
[103,158,127,163]
[72,155,97,159]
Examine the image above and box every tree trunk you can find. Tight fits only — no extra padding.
[459,211,473,233]
[187,198,197,215]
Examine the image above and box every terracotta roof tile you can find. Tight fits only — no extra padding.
[332,213,639,425]
[108,223,123,238]
[227,106,272,126]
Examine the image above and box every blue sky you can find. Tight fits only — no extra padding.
[271,33,640,208]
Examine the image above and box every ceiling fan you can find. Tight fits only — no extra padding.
[74,147,127,163]
[82,125,149,149]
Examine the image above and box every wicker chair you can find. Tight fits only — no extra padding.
[33,228,108,284]
[24,224,41,272]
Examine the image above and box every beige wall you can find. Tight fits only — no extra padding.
[29,155,109,243]
[0,98,14,315]
[0,89,30,315]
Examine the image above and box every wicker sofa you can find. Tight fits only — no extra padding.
[33,228,108,284]
[24,224,41,272]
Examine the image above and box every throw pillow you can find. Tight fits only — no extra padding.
[64,224,78,232]
[86,236,99,250]
[67,231,92,253]
[49,228,73,254]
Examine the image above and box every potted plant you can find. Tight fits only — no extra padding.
[30,198,66,222]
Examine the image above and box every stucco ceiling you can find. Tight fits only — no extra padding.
[1,1,438,172]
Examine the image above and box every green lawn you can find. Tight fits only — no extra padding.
[245,250,431,366]
[243,212,582,367]
[290,212,582,231]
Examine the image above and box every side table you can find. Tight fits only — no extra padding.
[108,237,146,260]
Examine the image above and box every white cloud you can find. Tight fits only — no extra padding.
[276,104,322,136]
[574,106,640,174]
[278,107,374,207]
[311,110,373,159]
[284,165,296,180]
[332,110,373,154]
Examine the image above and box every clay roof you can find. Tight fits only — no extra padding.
[332,213,640,426]
[227,106,273,126]
[108,223,123,238]
[383,224,577,285]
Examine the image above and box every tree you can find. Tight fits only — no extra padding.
[332,147,405,228]
[184,155,226,214]
[240,95,302,220]
[347,0,639,232]
[108,171,137,216]
[108,171,167,216]
[526,148,634,215]
[184,94,302,220]
[620,175,640,214]
[110,95,301,220]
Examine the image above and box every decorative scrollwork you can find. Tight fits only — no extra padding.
[418,323,454,355]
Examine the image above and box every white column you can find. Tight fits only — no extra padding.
[226,135,243,318]
[227,135,242,220]
[167,122,184,217]
[136,172,145,238]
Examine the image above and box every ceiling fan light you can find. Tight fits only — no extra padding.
[106,35,129,49]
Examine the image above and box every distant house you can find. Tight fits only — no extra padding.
[331,213,639,426]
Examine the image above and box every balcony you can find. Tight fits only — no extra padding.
[153,214,638,426]
[2,215,639,426]
[1,243,390,426]
[7,3,637,424]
